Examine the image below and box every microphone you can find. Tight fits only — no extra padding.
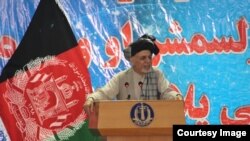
[138,81,143,87]
[138,81,144,98]
[125,82,129,87]
[125,82,130,100]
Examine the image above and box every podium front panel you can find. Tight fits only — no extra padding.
[89,100,185,136]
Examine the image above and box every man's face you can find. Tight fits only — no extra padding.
[130,50,152,75]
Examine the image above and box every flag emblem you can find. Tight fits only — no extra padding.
[2,56,88,140]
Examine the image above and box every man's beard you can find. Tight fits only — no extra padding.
[141,66,152,73]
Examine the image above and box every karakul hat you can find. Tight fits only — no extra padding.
[123,34,159,60]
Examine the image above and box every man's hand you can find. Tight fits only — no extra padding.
[175,94,183,100]
[83,97,95,115]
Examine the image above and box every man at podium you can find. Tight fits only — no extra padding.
[84,34,183,114]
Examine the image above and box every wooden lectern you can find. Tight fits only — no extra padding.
[89,100,185,141]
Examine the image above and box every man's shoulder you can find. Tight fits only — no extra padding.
[115,68,132,76]
[152,67,163,73]
[110,68,132,82]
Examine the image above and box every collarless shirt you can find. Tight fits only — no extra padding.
[87,67,180,101]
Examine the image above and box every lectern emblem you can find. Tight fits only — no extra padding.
[130,102,154,127]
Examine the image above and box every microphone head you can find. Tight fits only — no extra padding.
[138,81,143,87]
[125,82,129,87]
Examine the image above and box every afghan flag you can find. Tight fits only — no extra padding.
[0,0,100,140]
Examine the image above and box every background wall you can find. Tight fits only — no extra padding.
[0,0,249,140]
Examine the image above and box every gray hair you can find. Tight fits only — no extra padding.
[123,47,132,61]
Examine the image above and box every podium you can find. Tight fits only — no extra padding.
[88,100,185,141]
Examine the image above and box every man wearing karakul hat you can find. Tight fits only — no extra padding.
[84,34,183,114]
